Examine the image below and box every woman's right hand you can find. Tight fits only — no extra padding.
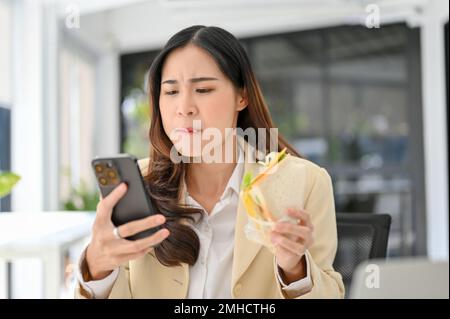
[85,183,170,281]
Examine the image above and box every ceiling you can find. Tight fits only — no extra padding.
[55,0,430,55]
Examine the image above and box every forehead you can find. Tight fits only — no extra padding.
[161,44,224,80]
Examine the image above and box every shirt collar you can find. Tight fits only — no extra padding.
[226,141,244,197]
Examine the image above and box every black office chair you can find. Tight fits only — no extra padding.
[333,212,391,297]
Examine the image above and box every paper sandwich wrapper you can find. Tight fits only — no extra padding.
[240,149,307,252]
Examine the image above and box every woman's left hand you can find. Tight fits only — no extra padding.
[270,208,314,283]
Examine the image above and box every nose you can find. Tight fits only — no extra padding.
[177,92,197,117]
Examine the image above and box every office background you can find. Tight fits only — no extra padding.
[0,0,448,298]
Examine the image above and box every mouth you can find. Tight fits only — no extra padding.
[175,127,201,134]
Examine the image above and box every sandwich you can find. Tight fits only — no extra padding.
[240,148,306,249]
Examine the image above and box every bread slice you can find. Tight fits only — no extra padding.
[241,152,307,222]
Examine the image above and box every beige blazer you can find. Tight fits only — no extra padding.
[75,139,345,299]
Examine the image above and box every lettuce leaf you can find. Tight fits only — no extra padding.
[241,172,253,190]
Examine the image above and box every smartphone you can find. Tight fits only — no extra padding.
[92,154,161,241]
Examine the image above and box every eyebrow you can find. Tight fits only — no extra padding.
[161,77,219,85]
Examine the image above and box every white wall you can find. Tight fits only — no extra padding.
[10,0,45,298]
[42,1,60,212]
[420,0,449,260]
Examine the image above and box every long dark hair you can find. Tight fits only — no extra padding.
[144,25,300,267]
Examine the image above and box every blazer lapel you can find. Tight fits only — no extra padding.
[231,136,266,289]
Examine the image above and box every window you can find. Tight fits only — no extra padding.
[119,51,160,160]
[0,0,13,212]
[59,48,97,210]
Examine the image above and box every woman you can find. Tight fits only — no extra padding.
[75,25,344,299]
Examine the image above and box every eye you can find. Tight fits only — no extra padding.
[164,90,178,96]
[196,88,214,94]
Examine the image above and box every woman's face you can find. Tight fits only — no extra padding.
[159,44,247,161]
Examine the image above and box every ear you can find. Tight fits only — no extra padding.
[236,88,248,112]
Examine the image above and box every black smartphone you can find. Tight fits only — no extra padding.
[92,154,160,241]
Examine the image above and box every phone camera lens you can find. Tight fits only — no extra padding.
[99,177,108,185]
[95,165,103,173]
[107,170,116,178]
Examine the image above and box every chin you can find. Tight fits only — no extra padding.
[171,141,203,160]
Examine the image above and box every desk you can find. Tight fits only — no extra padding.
[0,212,95,298]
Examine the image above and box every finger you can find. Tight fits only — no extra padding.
[114,228,170,255]
[271,229,302,244]
[272,228,314,248]
[97,183,128,219]
[273,222,311,239]
[286,208,313,229]
[118,214,166,238]
[103,183,128,209]
[272,233,305,257]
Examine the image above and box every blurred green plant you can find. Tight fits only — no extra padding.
[122,92,150,159]
[62,180,99,211]
[0,172,20,198]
